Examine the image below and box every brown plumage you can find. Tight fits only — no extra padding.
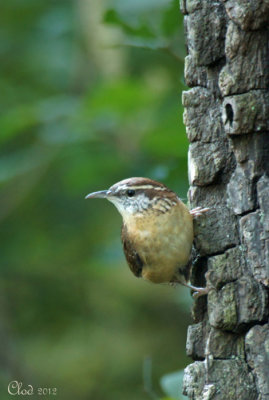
[121,224,144,277]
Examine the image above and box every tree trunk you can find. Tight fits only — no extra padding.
[180,1,269,399]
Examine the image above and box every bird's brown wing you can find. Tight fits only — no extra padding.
[121,224,144,277]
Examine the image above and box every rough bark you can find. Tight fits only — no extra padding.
[180,1,269,399]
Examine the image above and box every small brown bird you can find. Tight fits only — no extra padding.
[86,177,209,297]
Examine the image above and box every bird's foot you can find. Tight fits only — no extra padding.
[190,206,210,218]
[184,283,209,299]
[170,280,211,298]
[192,286,209,299]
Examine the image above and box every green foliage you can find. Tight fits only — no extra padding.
[104,0,184,58]
[0,0,189,399]
[160,370,188,400]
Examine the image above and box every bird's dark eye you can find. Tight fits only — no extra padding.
[126,189,135,197]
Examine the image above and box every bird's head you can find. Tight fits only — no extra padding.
[85,177,179,219]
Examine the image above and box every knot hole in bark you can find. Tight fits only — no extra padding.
[225,103,234,126]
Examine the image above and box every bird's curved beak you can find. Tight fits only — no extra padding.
[85,190,109,199]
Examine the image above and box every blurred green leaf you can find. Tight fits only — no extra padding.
[0,104,39,144]
[160,397,177,400]
[0,145,52,183]
[119,37,167,51]
[161,0,181,37]
[104,9,156,38]
[160,370,188,400]
[103,0,180,53]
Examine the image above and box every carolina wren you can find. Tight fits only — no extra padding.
[86,177,209,297]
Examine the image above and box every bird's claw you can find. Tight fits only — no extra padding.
[192,286,209,299]
[190,207,210,218]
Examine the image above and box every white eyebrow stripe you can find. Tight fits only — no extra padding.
[115,184,167,192]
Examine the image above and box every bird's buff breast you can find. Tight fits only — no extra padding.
[124,205,193,283]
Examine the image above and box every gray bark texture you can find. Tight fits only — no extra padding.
[180,1,269,399]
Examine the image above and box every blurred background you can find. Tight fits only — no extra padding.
[0,0,191,399]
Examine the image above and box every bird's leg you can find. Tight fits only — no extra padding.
[181,282,209,299]
[190,207,210,218]
[170,277,210,298]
